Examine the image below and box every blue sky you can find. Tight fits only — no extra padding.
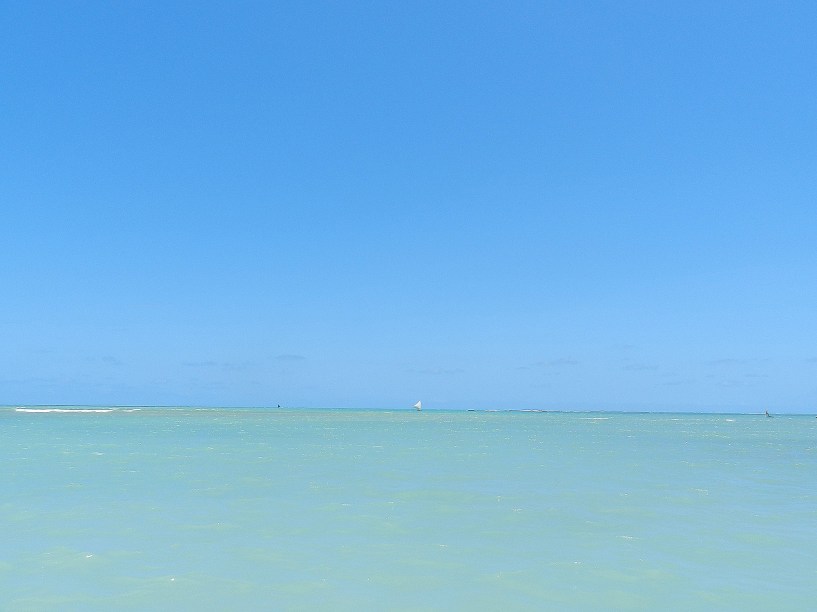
[2,1,816,411]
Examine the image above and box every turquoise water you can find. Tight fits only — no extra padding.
[1,407,815,610]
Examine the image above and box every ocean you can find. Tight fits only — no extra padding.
[1,407,815,610]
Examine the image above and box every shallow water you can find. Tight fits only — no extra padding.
[1,408,815,610]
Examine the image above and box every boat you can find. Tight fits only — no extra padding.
[413,401,422,411]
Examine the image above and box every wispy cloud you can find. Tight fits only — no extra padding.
[0,376,61,386]
[222,361,257,372]
[660,378,695,386]
[623,363,658,371]
[407,367,464,376]
[717,379,751,388]
[85,355,123,366]
[543,358,579,367]
[707,358,769,367]
[516,359,579,373]
[182,360,256,371]
[609,343,636,351]
[539,358,578,367]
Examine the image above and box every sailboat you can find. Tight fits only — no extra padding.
[413,401,422,411]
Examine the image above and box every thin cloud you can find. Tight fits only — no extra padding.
[623,363,658,371]
[516,359,579,372]
[609,343,636,351]
[222,361,256,372]
[85,355,123,366]
[0,376,60,385]
[182,360,256,371]
[408,367,464,376]
[718,379,750,388]
[707,358,769,367]
[276,354,306,361]
[533,358,579,368]
[709,358,746,366]
[660,378,695,386]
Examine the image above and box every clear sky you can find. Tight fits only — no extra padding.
[3,1,816,411]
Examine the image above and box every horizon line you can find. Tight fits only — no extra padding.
[3,404,813,416]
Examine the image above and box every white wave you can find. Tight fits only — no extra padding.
[15,408,115,413]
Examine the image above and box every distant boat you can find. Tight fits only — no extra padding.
[765,410,773,418]
[413,401,422,411]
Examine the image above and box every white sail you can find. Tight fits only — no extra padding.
[413,401,422,411]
